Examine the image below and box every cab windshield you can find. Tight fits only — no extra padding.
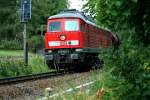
[49,21,61,32]
[65,20,78,31]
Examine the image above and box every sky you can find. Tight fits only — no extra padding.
[68,0,86,11]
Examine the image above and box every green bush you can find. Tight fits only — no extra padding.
[0,55,49,78]
[29,55,50,74]
[101,45,150,100]
[28,36,43,53]
[0,60,32,78]
[0,39,22,50]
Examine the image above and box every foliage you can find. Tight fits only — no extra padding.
[101,45,150,100]
[29,0,68,36]
[0,60,32,78]
[0,55,49,78]
[0,0,68,49]
[28,55,49,73]
[83,0,150,100]
[83,0,150,45]
[0,0,19,39]
[0,39,22,50]
[28,35,43,53]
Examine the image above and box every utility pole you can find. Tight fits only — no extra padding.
[23,23,28,65]
[20,0,31,65]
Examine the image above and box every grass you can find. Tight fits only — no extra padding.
[0,50,50,78]
[0,50,23,56]
[0,50,33,57]
[28,55,50,74]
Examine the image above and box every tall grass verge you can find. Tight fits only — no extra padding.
[29,55,49,74]
[0,60,31,78]
[49,68,126,100]
[0,55,50,78]
[0,39,22,50]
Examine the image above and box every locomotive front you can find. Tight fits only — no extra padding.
[45,11,84,69]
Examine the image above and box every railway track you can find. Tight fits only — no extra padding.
[0,70,70,85]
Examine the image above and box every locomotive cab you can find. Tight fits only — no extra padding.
[45,17,85,69]
[45,18,83,49]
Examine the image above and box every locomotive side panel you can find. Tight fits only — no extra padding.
[80,20,89,48]
[100,30,111,48]
[83,23,111,49]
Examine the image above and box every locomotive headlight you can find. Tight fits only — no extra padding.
[60,35,66,41]
[48,50,52,53]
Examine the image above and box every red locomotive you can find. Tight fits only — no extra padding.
[44,9,119,70]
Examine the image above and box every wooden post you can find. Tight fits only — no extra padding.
[23,23,28,65]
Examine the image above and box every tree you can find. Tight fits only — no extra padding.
[0,0,68,40]
[83,0,150,45]
[0,0,68,50]
[0,0,18,39]
[83,0,150,100]
[132,0,150,45]
[29,0,68,36]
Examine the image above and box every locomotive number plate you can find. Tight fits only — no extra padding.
[60,41,67,45]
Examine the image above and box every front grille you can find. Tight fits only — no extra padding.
[57,49,70,55]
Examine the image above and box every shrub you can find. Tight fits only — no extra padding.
[101,45,150,100]
[0,60,32,78]
[0,39,22,50]
[29,55,49,74]
[28,36,43,53]
[0,55,49,78]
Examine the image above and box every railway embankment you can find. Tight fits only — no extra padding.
[0,70,99,100]
[40,68,119,100]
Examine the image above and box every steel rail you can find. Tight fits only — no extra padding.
[0,70,69,85]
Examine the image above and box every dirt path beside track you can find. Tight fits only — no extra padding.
[0,70,100,100]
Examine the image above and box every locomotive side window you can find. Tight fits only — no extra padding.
[65,21,78,31]
[49,21,61,32]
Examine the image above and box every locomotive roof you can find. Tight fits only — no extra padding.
[48,9,99,28]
